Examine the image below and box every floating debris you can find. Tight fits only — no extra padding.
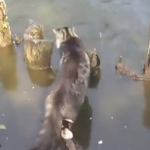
[111,117,113,119]
[6,137,8,140]
[98,140,103,144]
[89,117,92,120]
[24,91,26,94]
[29,19,35,24]
[32,87,34,89]
[99,32,102,38]
[0,125,6,130]
[2,114,4,116]
[124,126,127,129]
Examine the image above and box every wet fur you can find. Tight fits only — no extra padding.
[30,27,90,150]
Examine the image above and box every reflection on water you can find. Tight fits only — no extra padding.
[0,0,149,149]
[0,45,17,91]
[27,67,55,87]
[142,81,150,128]
[88,68,101,88]
[72,97,92,150]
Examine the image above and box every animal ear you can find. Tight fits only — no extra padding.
[72,27,79,37]
[53,29,57,34]
[72,27,75,32]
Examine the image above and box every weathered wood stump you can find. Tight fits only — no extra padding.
[0,0,13,47]
[23,24,53,70]
[0,45,17,91]
[27,67,55,87]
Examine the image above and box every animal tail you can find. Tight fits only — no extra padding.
[30,85,66,150]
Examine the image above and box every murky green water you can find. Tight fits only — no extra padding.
[0,0,150,150]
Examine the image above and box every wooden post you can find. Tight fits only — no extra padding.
[143,21,150,77]
[23,24,53,70]
[0,0,13,47]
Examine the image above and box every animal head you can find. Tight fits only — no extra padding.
[52,27,78,48]
[24,24,44,40]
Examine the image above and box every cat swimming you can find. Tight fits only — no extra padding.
[30,27,90,150]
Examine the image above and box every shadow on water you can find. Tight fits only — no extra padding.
[142,81,150,128]
[0,45,17,92]
[27,67,55,87]
[88,68,101,89]
[72,96,93,150]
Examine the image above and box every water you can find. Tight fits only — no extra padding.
[0,0,150,150]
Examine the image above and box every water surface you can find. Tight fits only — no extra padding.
[0,0,150,150]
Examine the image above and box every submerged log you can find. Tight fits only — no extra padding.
[115,22,150,81]
[0,0,13,47]
[23,24,53,70]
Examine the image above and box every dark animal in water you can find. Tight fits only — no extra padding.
[30,27,90,150]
